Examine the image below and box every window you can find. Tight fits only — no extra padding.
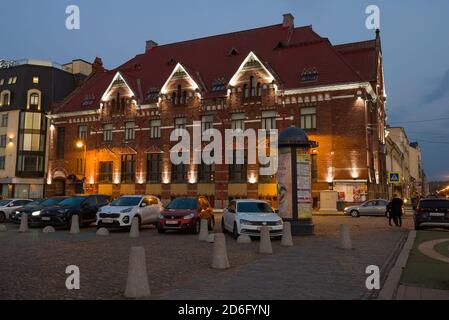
[199,162,213,183]
[249,76,255,97]
[33,77,39,84]
[8,77,17,85]
[147,88,160,101]
[125,122,135,141]
[0,135,7,148]
[20,113,43,152]
[261,111,277,130]
[121,155,136,183]
[201,115,213,132]
[27,91,41,110]
[78,125,88,140]
[0,79,3,86]
[0,91,10,106]
[301,69,318,82]
[17,155,44,173]
[171,163,187,183]
[0,156,4,170]
[228,150,247,182]
[311,154,318,183]
[103,124,113,142]
[231,113,245,131]
[56,127,65,159]
[175,117,186,129]
[300,107,317,130]
[98,161,113,183]
[147,154,162,183]
[150,119,161,139]
[1,114,8,127]
[76,158,86,175]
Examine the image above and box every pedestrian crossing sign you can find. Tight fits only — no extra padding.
[388,172,401,184]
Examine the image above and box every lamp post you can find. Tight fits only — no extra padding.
[76,140,87,190]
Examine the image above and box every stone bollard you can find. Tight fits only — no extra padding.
[199,219,209,241]
[70,215,80,234]
[129,217,140,238]
[19,214,29,233]
[339,224,353,250]
[0,224,7,232]
[259,227,273,254]
[43,226,56,233]
[124,246,151,299]
[281,222,293,247]
[206,234,215,243]
[211,233,230,269]
[96,228,110,236]
[237,234,252,244]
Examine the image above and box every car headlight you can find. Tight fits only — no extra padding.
[58,209,69,214]
[184,213,195,220]
[32,211,41,217]
[158,214,165,219]
[121,208,133,213]
[122,216,130,224]
[240,219,252,225]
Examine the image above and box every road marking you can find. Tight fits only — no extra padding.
[418,239,449,264]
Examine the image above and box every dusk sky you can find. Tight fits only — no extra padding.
[1,0,448,180]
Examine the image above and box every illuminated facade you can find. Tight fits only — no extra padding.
[47,14,388,207]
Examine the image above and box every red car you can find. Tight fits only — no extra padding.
[157,197,214,234]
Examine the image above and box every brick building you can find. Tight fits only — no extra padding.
[47,14,388,208]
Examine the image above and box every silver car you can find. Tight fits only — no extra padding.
[344,199,388,218]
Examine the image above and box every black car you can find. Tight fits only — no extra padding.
[34,195,111,228]
[414,198,449,230]
[10,197,68,224]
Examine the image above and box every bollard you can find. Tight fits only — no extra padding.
[211,233,230,269]
[124,246,151,299]
[281,222,293,247]
[96,228,110,236]
[69,215,80,234]
[206,234,215,243]
[19,214,29,233]
[259,227,273,254]
[237,234,252,244]
[0,224,7,232]
[43,226,56,233]
[199,219,209,241]
[129,217,140,238]
[339,224,353,250]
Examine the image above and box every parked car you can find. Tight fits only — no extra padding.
[158,197,214,234]
[34,195,111,228]
[222,199,283,239]
[344,199,389,218]
[0,199,34,223]
[10,198,63,224]
[97,195,163,229]
[414,198,449,230]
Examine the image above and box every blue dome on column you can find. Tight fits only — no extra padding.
[279,126,317,148]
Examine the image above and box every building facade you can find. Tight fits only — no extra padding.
[0,59,91,199]
[46,14,388,208]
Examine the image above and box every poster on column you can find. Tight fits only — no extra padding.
[277,148,293,219]
[297,150,312,219]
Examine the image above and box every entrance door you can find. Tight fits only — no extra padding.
[54,179,66,196]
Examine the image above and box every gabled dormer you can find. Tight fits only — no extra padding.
[160,63,201,107]
[100,72,137,116]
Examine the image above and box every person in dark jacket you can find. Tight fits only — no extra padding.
[387,194,404,227]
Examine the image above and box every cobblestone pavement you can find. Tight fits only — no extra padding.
[0,215,410,300]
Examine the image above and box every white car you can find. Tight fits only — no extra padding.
[96,195,163,229]
[222,199,283,239]
[0,199,34,223]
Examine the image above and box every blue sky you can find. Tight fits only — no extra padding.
[1,0,448,180]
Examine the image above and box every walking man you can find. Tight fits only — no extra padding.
[387,194,404,227]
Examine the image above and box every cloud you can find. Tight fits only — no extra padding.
[424,68,449,103]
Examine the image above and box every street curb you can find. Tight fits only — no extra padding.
[377,230,416,300]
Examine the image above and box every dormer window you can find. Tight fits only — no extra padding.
[0,91,10,107]
[301,68,318,82]
[82,94,95,107]
[228,48,240,56]
[27,90,41,110]
[167,57,177,66]
[29,93,39,107]
[212,78,226,92]
[147,88,160,100]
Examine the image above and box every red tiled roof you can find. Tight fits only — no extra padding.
[335,40,378,82]
[54,24,378,113]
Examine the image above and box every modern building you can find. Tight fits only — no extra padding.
[0,59,91,199]
[47,14,388,208]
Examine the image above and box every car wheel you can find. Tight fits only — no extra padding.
[221,218,228,234]
[350,210,360,218]
[0,212,5,223]
[136,216,142,230]
[415,224,422,231]
[233,223,239,240]
[157,225,166,234]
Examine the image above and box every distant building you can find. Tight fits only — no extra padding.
[0,59,91,199]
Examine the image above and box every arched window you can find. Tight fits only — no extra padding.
[27,90,41,110]
[257,83,262,97]
[172,91,177,105]
[182,91,187,104]
[243,84,249,98]
[1,92,10,107]
[249,76,255,97]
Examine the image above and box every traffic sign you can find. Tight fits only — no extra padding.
[388,172,401,184]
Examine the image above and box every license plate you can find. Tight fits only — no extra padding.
[430,212,445,217]
[257,227,272,231]
[102,218,114,224]
[166,220,179,225]
[41,217,51,221]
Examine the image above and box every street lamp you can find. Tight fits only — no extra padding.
[76,140,87,180]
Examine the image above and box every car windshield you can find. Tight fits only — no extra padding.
[166,198,198,210]
[25,199,45,206]
[0,200,11,206]
[238,202,274,213]
[59,197,86,206]
[111,197,141,207]
[41,197,67,207]
[419,200,449,209]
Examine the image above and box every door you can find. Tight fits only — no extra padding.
[374,200,388,216]
[82,196,98,222]
[146,197,161,223]
[224,201,236,231]
[139,197,153,224]
[359,201,376,216]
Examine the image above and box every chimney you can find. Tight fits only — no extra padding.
[92,57,104,74]
[282,13,295,29]
[145,40,158,52]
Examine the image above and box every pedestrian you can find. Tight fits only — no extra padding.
[387,194,404,227]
